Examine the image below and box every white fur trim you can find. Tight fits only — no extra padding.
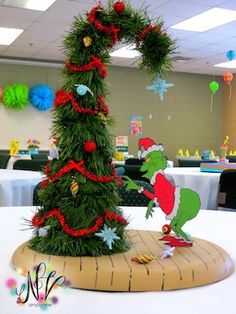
[154,197,159,206]
[150,170,164,185]
[141,144,164,158]
[137,150,142,159]
[166,187,181,220]
[138,187,144,193]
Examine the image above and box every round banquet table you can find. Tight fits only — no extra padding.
[0,206,235,314]
[164,167,220,210]
[0,169,43,206]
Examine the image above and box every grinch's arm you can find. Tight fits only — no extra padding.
[122,176,141,190]
[123,176,156,198]
[140,188,155,200]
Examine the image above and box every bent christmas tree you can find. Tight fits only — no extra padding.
[29,1,175,256]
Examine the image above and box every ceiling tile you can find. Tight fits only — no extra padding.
[0,0,235,74]
[157,0,211,18]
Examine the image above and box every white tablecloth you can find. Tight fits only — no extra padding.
[164,167,220,210]
[0,169,43,206]
[0,206,235,314]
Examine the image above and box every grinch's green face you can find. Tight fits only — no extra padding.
[140,151,167,179]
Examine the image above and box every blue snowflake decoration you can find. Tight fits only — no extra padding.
[146,76,174,101]
[95,224,120,250]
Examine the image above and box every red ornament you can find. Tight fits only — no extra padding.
[84,140,97,153]
[223,72,233,85]
[113,1,125,14]
[162,224,171,234]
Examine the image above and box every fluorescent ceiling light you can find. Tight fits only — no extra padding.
[3,0,56,11]
[110,44,140,58]
[214,60,236,69]
[0,27,23,45]
[171,8,236,32]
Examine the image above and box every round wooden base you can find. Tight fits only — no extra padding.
[11,230,234,291]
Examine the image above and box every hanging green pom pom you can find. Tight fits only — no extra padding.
[3,84,29,109]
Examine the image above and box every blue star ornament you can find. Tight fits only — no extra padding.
[95,224,120,250]
[146,77,174,101]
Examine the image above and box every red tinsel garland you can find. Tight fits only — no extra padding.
[65,55,107,78]
[71,160,116,183]
[32,208,127,237]
[42,159,117,187]
[136,25,161,43]
[97,95,109,116]
[88,6,120,47]
[54,90,109,116]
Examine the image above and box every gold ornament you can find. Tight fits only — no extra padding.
[98,112,107,124]
[83,36,92,47]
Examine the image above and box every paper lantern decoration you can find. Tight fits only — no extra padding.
[29,85,55,110]
[3,84,29,109]
[209,81,219,112]
[226,50,235,61]
[223,72,233,100]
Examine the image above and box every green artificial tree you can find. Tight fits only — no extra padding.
[29,0,175,256]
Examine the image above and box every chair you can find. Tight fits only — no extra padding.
[33,182,42,206]
[31,153,48,161]
[0,154,10,168]
[227,156,236,163]
[122,164,150,182]
[13,159,48,171]
[178,159,216,167]
[118,180,154,206]
[217,170,236,211]
[125,158,144,165]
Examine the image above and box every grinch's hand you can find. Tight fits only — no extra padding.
[145,200,155,219]
[122,176,140,190]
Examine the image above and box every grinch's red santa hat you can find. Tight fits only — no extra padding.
[138,137,164,159]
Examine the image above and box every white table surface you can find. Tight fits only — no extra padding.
[164,167,220,210]
[0,206,235,314]
[0,169,43,206]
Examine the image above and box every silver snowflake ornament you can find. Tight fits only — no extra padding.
[160,245,175,259]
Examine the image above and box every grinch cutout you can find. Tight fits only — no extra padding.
[124,138,201,254]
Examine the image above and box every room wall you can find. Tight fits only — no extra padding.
[0,63,223,162]
[108,67,222,161]
[222,79,236,152]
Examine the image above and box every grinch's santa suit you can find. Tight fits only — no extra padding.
[140,170,181,220]
[137,138,200,230]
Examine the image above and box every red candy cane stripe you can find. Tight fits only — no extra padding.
[32,209,127,237]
